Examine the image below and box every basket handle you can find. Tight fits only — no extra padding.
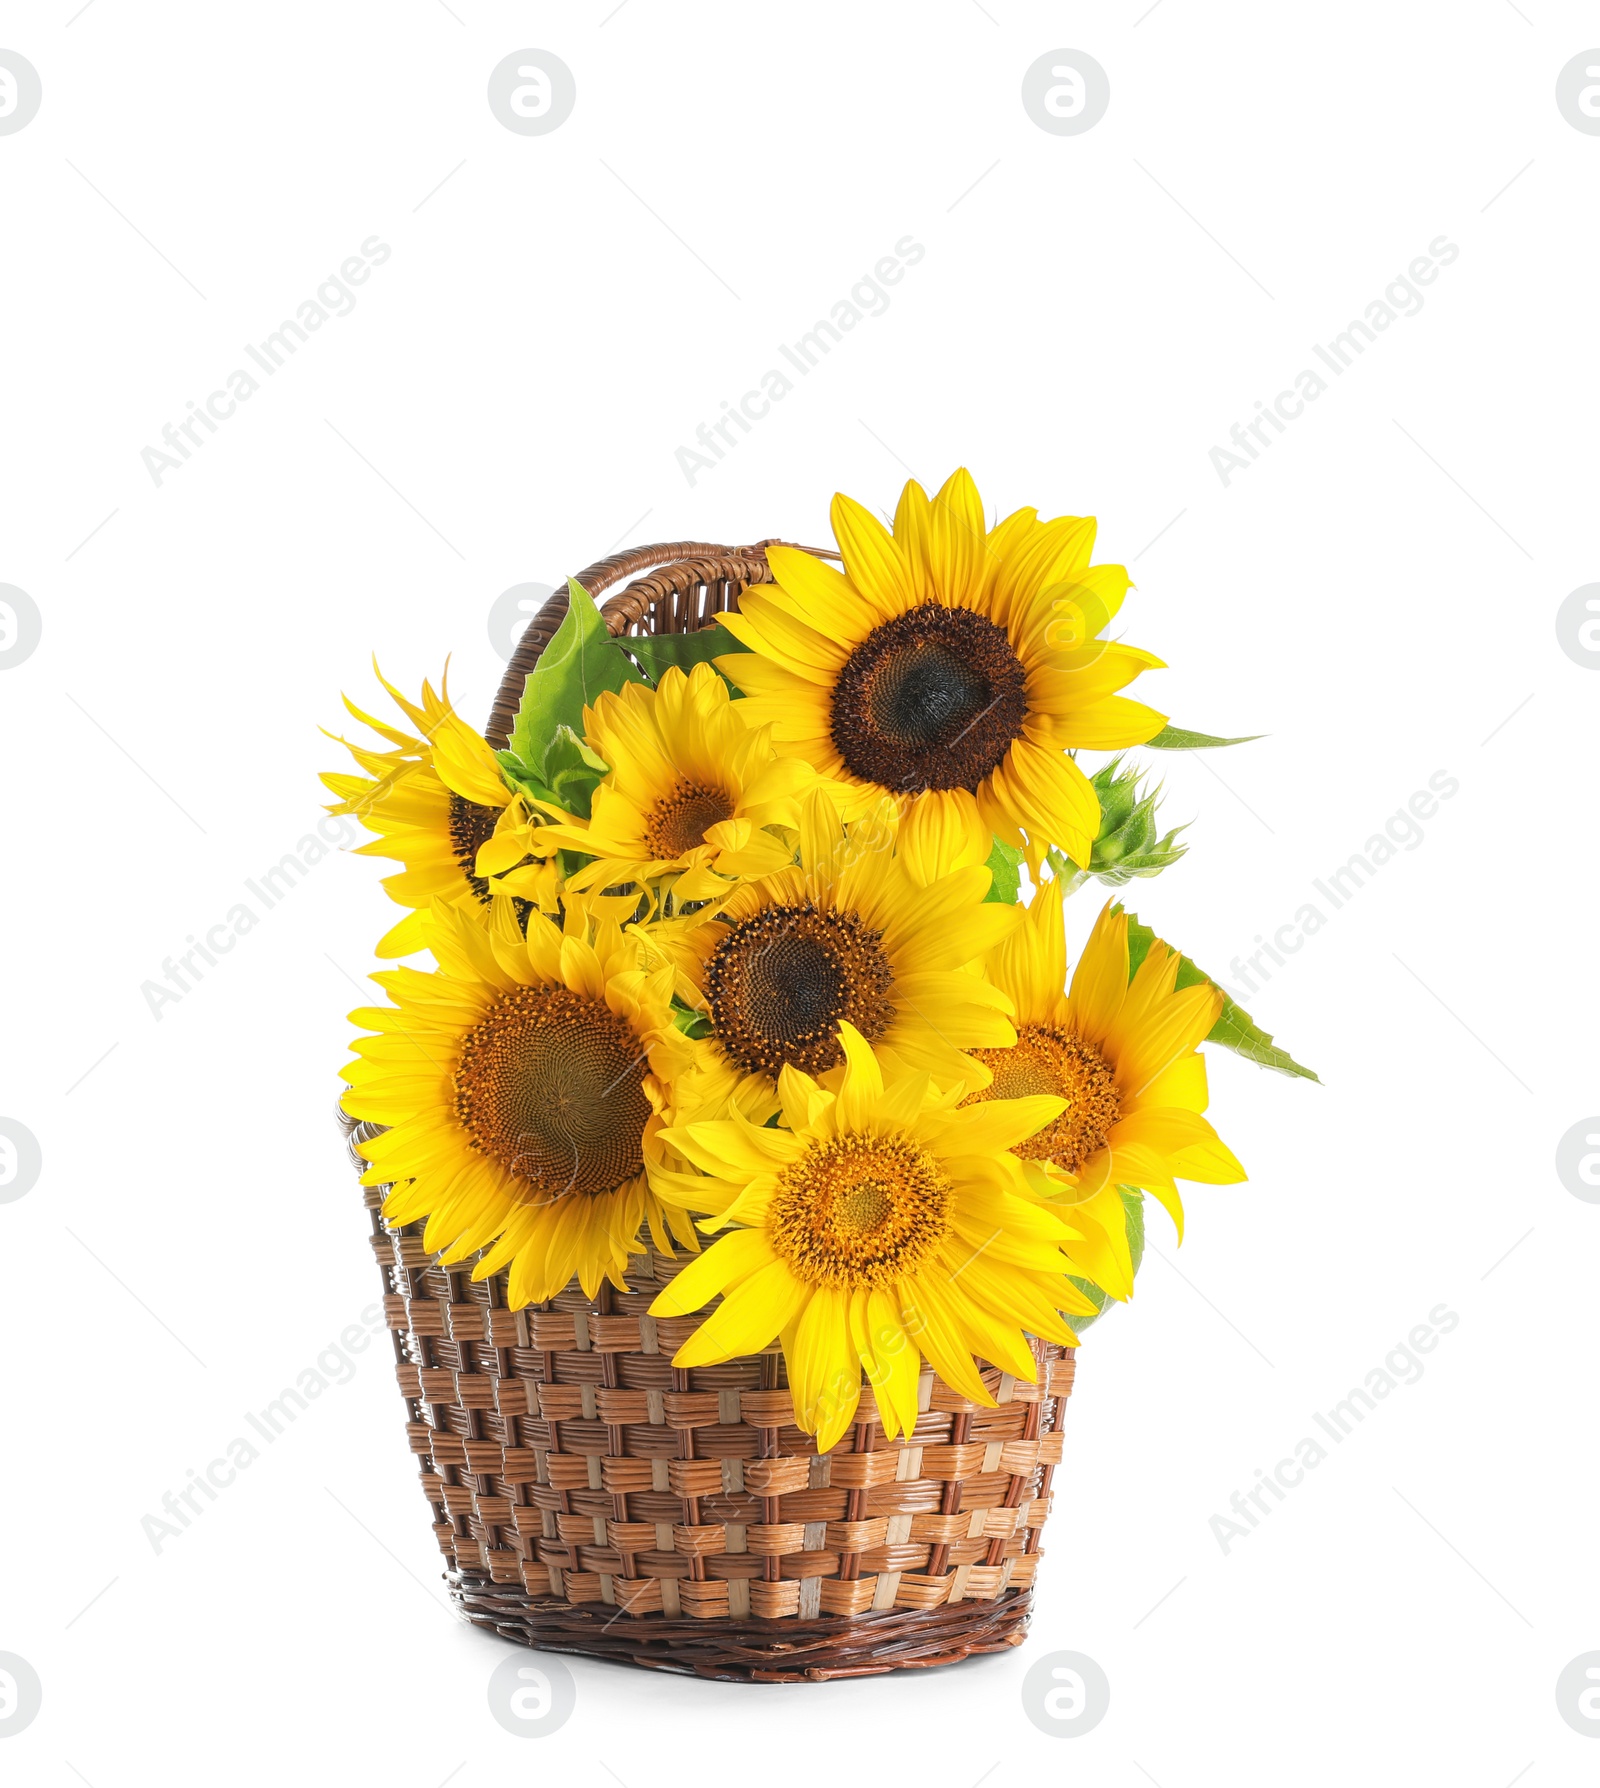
[484,537,834,747]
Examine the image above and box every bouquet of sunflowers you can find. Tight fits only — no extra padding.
[330,470,1310,1461]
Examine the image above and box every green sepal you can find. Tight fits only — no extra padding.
[983,835,1024,905]
[1049,758,1188,892]
[1118,908,1319,1082]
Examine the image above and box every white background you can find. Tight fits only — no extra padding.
[2,3,1596,1783]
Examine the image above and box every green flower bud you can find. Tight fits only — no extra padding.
[1051,757,1188,892]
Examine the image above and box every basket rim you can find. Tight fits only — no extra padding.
[485,538,836,747]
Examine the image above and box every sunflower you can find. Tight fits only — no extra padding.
[965,889,1245,1295]
[340,897,697,1304]
[648,1024,1099,1450]
[717,468,1167,871]
[529,661,819,908]
[644,787,1021,1121]
[321,664,562,957]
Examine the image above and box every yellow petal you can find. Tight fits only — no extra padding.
[649,1227,776,1315]
[1066,902,1128,1047]
[830,492,917,619]
[891,478,935,604]
[671,1258,808,1366]
[787,1285,862,1448]
[928,467,988,608]
[898,791,990,888]
[897,1277,993,1405]
[1056,694,1168,751]
[857,1286,921,1440]
[936,1093,1067,1156]
[761,546,877,638]
[833,1021,886,1132]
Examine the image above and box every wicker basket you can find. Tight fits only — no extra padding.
[343,539,1077,1682]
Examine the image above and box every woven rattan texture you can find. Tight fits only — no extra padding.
[347,1121,1073,1678]
[484,539,838,747]
[350,542,1075,1679]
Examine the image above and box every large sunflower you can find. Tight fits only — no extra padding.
[644,788,1020,1121]
[649,1024,1099,1451]
[322,665,561,957]
[530,661,818,908]
[717,468,1166,870]
[966,890,1245,1291]
[340,897,697,1304]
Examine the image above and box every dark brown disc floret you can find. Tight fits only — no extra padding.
[768,1133,952,1287]
[447,791,533,928]
[453,984,651,1201]
[644,781,736,859]
[448,792,501,901]
[704,904,895,1077]
[968,1024,1122,1174]
[829,603,1028,793]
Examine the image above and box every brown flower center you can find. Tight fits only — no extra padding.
[644,780,735,860]
[768,1133,951,1287]
[447,792,501,901]
[453,985,650,1200]
[447,791,533,928]
[967,1025,1122,1174]
[830,603,1028,793]
[704,903,895,1077]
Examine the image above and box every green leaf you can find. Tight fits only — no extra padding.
[622,621,751,685]
[1121,1185,1146,1278]
[1204,997,1321,1081]
[1119,908,1320,1082]
[983,835,1024,904]
[543,726,609,779]
[1145,725,1264,750]
[508,577,644,769]
[1066,1275,1109,1329]
[540,724,610,820]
